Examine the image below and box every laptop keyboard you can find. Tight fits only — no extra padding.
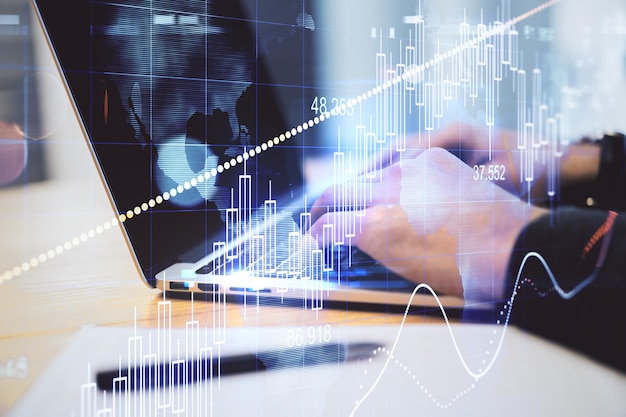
[194,241,415,293]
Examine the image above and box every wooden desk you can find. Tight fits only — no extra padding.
[0,172,446,413]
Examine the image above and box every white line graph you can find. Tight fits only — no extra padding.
[349,249,603,415]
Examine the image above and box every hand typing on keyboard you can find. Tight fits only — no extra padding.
[309,146,545,302]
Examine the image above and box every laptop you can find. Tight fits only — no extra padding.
[31,0,464,310]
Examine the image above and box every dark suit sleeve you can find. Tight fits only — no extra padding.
[504,207,626,372]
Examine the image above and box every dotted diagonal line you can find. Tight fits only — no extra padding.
[0,216,121,284]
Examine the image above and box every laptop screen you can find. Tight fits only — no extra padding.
[33,0,358,285]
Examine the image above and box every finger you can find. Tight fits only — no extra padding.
[310,165,402,224]
[309,209,366,248]
[310,204,407,250]
[359,123,482,178]
[358,133,426,176]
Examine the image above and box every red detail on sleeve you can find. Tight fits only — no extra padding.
[581,211,618,260]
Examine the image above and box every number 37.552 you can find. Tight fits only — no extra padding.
[473,164,506,181]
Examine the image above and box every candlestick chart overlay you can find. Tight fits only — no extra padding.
[4,0,626,415]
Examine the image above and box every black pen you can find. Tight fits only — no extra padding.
[96,342,379,391]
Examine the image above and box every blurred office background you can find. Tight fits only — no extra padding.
[0,0,46,186]
[0,0,88,188]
